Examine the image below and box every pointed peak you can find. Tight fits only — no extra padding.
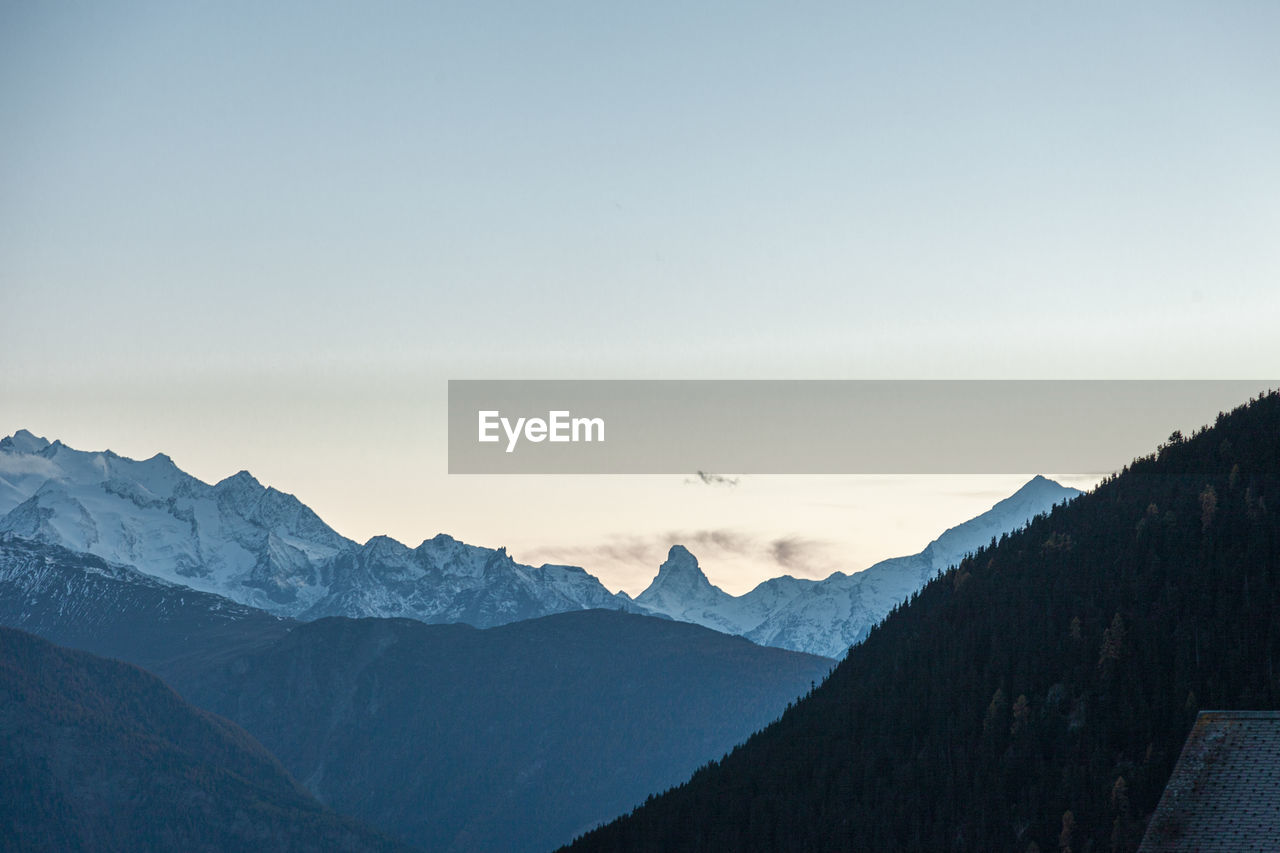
[665,543,696,563]
[654,545,711,584]
[362,534,410,558]
[1,429,52,454]
[635,545,720,606]
[415,533,459,552]
[215,469,263,491]
[1010,475,1081,501]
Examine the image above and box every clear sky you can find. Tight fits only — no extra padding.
[2,3,1278,594]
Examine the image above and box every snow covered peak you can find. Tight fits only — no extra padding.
[926,476,1081,573]
[651,545,713,591]
[1,430,52,454]
[358,534,412,565]
[0,433,639,628]
[664,544,696,566]
[621,476,1085,659]
[1009,474,1072,501]
[634,545,725,614]
[0,434,354,608]
[215,470,262,491]
[737,476,1084,658]
[667,544,694,561]
[633,546,782,636]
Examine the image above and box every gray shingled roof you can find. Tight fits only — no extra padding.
[1139,710,1280,852]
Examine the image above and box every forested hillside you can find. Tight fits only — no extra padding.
[568,390,1280,853]
[0,626,407,853]
[163,609,832,853]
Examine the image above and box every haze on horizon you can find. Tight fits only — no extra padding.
[2,3,1277,592]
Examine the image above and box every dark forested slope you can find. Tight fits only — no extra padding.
[163,609,833,853]
[568,390,1280,853]
[0,626,407,853]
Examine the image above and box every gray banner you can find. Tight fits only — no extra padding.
[447,380,1275,474]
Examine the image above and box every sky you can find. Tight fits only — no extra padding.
[2,3,1278,594]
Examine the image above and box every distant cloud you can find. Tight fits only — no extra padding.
[768,536,829,573]
[685,471,739,487]
[532,536,660,569]
[668,530,837,578]
[673,528,754,554]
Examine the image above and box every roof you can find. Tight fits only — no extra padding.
[1139,710,1280,852]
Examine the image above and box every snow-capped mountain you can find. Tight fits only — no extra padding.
[300,533,640,625]
[635,545,818,636]
[0,430,634,627]
[0,428,1080,653]
[636,476,1082,658]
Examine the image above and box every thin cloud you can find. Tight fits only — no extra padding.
[0,454,59,479]
[669,528,754,555]
[523,536,663,571]
[766,536,842,580]
[768,536,825,571]
[526,529,755,571]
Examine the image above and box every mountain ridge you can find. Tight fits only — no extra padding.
[634,475,1082,657]
[1,429,1077,656]
[0,431,638,629]
[0,532,834,852]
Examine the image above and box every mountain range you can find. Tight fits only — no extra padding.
[6,387,1272,853]
[0,427,1082,850]
[0,429,1078,658]
[637,475,1080,657]
[0,532,831,853]
[0,429,635,627]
